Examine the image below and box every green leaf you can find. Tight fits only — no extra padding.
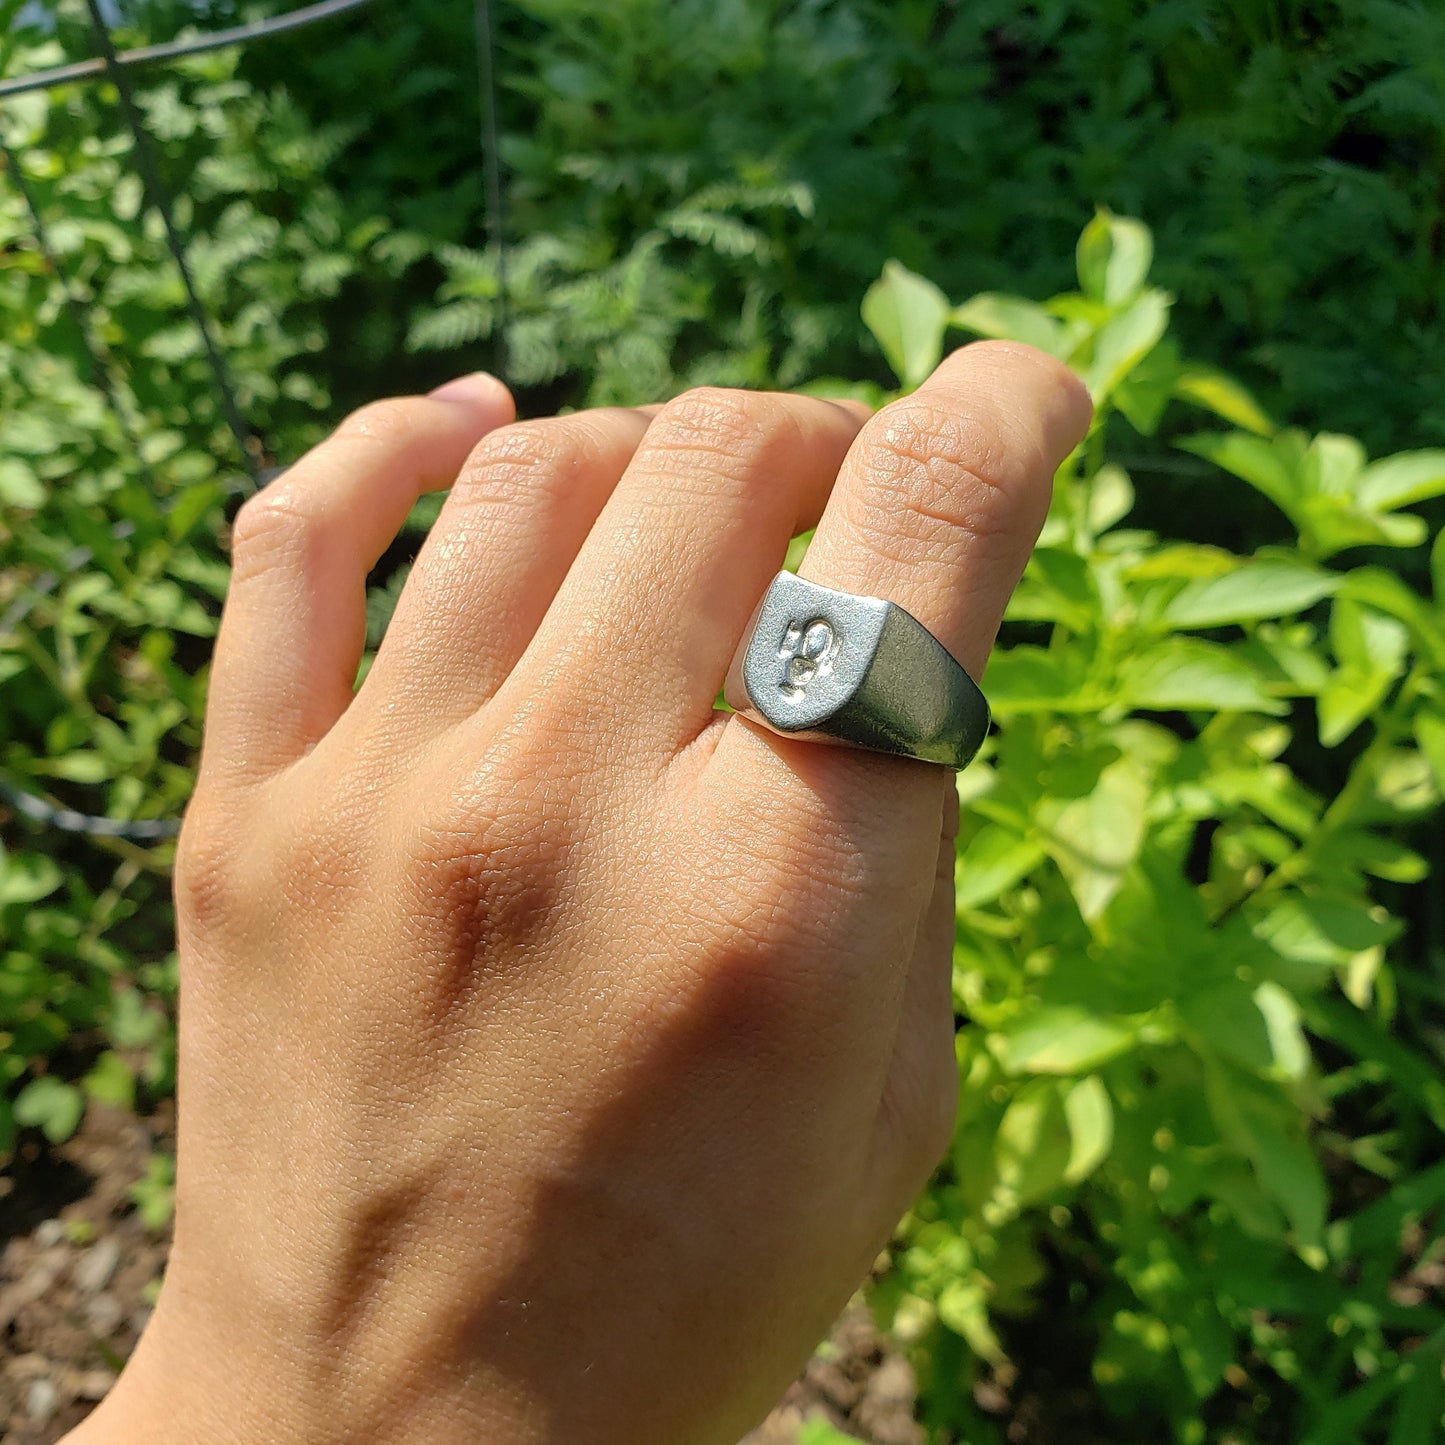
[983,645,1093,714]
[1301,433,1366,498]
[949,292,1065,355]
[1415,710,1445,793]
[1337,567,1445,671]
[1178,431,1300,516]
[1009,548,1096,630]
[861,260,950,389]
[1087,464,1135,534]
[1172,366,1275,435]
[936,1276,1005,1362]
[1319,600,1409,746]
[108,987,166,1050]
[1076,209,1153,306]
[0,848,63,907]
[797,1422,866,1445]
[1357,450,1445,512]
[1162,557,1340,628]
[130,1152,176,1232]
[167,481,224,541]
[1085,289,1170,404]
[1388,1326,1445,1445]
[1038,754,1152,918]
[956,826,1046,911]
[13,1076,85,1144]
[0,458,46,509]
[997,1006,1137,1075]
[1063,1075,1114,1183]
[1181,982,1307,1078]
[82,1051,136,1111]
[992,1079,1073,1211]
[1252,981,1310,1080]
[1330,597,1408,674]
[1118,638,1286,715]
[38,752,114,784]
[1111,336,1181,437]
[1298,496,1429,559]
[1250,893,1401,969]
[1205,1066,1326,1254]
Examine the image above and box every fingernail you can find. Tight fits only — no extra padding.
[428,371,506,403]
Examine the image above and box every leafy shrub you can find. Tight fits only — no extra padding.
[0,14,398,1145]
[4,3,1444,1435]
[845,213,1445,1444]
[384,0,1445,460]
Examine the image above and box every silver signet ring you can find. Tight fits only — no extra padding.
[723,571,991,770]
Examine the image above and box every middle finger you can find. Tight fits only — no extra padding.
[489,388,867,764]
[357,406,655,735]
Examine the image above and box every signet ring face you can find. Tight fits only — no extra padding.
[723,571,991,770]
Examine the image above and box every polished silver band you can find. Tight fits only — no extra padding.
[723,571,990,769]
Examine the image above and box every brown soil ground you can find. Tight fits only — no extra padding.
[1,1104,923,1444]
[0,1103,172,1442]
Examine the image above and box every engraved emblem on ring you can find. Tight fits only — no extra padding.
[777,616,840,701]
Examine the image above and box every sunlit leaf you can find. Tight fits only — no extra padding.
[1063,1075,1114,1183]
[949,292,1065,355]
[1173,365,1275,435]
[1118,638,1285,714]
[861,259,950,389]
[1085,289,1170,403]
[997,1007,1137,1075]
[1038,755,1152,918]
[1356,449,1445,512]
[1178,430,1301,515]
[1250,893,1401,969]
[956,826,1046,911]
[14,1076,84,1144]
[1076,209,1154,306]
[1162,557,1339,628]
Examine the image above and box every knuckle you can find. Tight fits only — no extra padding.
[649,387,773,474]
[174,803,234,936]
[645,387,815,515]
[882,1037,959,1192]
[173,796,249,940]
[404,745,576,956]
[333,395,427,444]
[454,419,582,505]
[853,396,1050,550]
[229,487,321,580]
[405,807,567,972]
[670,824,873,1031]
[658,384,762,439]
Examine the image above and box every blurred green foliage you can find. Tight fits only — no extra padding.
[847,213,1445,1445]
[234,0,1445,449]
[2,2,1444,1441]
[0,3,369,1148]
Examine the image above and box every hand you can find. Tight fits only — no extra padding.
[68,344,1089,1445]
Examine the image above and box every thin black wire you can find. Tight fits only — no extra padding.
[472,0,508,374]
[0,0,377,100]
[0,135,150,459]
[0,134,180,843]
[1,1,323,846]
[3,1,509,846]
[82,0,260,485]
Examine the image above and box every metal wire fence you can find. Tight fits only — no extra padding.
[0,0,506,842]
